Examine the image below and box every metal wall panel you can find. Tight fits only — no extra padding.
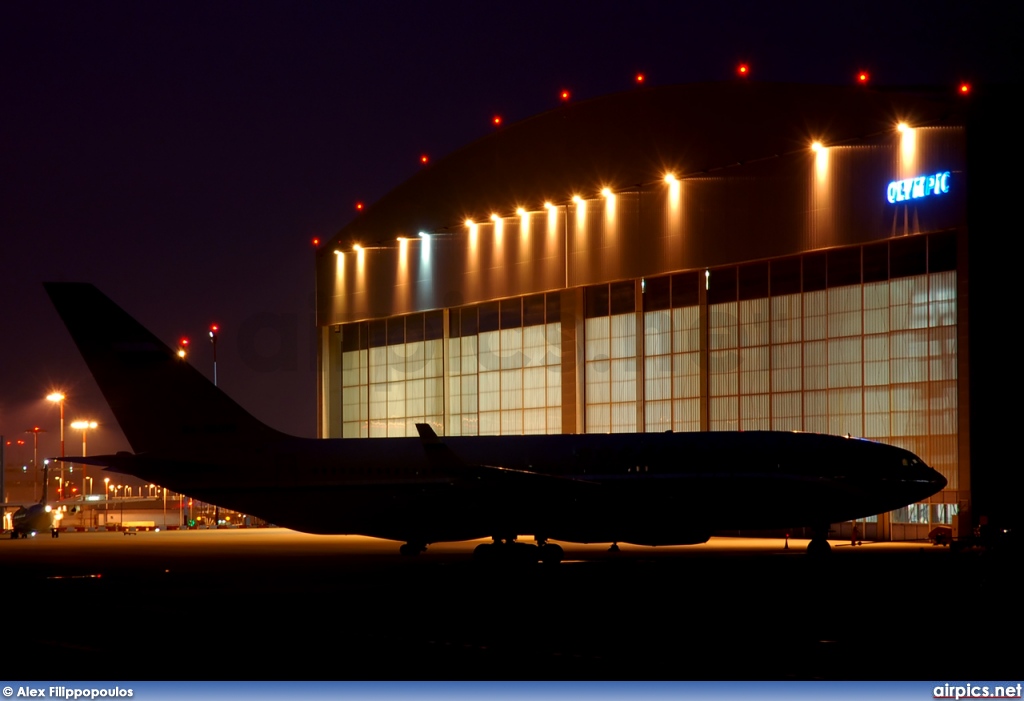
[318,128,965,327]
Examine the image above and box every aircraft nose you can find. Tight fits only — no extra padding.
[930,468,948,492]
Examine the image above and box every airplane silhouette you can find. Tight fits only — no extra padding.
[44,282,946,562]
[4,460,58,538]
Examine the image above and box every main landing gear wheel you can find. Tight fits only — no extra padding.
[473,537,561,565]
[472,540,538,563]
[539,542,563,565]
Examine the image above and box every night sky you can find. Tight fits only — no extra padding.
[1,1,1017,462]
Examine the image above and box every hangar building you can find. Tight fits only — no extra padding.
[315,81,990,541]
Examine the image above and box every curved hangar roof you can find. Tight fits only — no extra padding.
[328,81,961,248]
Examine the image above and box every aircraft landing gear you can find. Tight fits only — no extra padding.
[538,541,564,566]
[473,536,563,565]
[807,525,832,556]
[399,542,426,557]
[473,537,537,563]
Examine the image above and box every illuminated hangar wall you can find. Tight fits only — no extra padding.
[315,91,967,540]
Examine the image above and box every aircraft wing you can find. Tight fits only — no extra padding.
[52,453,131,465]
[414,423,600,487]
[471,463,600,486]
[52,452,147,475]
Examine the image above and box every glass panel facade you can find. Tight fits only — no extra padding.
[643,283,700,432]
[339,316,444,438]
[447,298,562,436]
[585,283,637,433]
[330,235,959,524]
[341,347,368,438]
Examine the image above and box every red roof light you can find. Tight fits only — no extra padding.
[636,73,645,84]
[355,202,364,211]
[857,71,869,84]
[492,115,502,126]
[737,63,749,76]
[560,90,570,101]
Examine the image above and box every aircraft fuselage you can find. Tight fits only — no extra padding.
[104,430,945,546]
[10,504,54,538]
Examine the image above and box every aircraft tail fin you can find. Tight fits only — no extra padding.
[44,282,285,454]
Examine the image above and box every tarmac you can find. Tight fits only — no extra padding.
[2,529,1018,680]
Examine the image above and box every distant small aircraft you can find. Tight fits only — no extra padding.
[45,282,946,562]
[3,462,58,538]
[6,502,56,538]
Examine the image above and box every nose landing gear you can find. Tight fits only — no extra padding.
[807,525,832,556]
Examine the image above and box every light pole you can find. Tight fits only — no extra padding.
[47,392,65,499]
[24,427,46,502]
[71,420,97,504]
[85,476,94,527]
[114,485,123,527]
[209,323,220,527]
[209,324,218,386]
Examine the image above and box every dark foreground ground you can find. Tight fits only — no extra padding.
[2,530,1018,680]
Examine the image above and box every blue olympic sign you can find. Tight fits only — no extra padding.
[887,171,951,204]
